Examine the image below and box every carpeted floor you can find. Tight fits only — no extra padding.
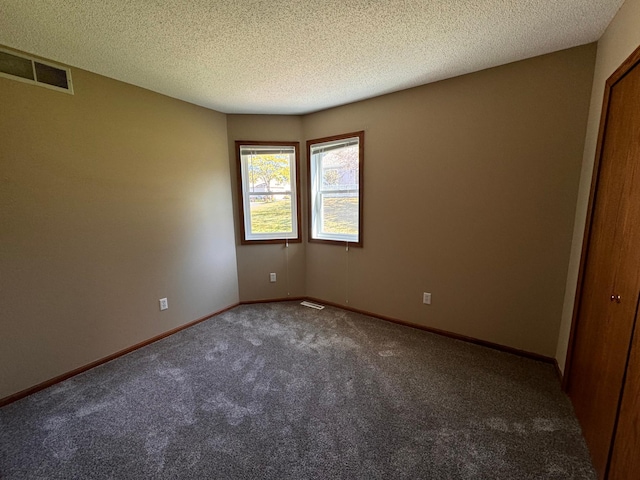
[0,301,595,479]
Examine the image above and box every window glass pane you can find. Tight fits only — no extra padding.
[246,153,291,194]
[320,193,358,235]
[321,145,359,191]
[249,194,293,234]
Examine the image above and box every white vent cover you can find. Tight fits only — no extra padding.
[301,301,325,310]
[0,48,73,94]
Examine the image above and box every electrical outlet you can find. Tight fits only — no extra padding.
[423,292,431,305]
[159,298,168,311]
[270,273,277,283]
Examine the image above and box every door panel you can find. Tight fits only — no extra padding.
[608,317,640,480]
[567,61,640,477]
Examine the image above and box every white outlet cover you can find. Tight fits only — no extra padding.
[270,273,276,283]
[159,298,168,310]
[423,293,432,305]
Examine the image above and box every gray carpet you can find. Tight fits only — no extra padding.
[0,301,595,479]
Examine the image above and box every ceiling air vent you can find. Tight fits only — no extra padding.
[0,48,73,94]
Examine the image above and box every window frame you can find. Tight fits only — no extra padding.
[307,131,364,247]
[235,141,302,245]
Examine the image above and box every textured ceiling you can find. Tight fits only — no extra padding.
[0,0,624,114]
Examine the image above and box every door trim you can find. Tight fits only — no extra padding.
[563,43,640,391]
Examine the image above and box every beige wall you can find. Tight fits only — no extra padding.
[227,115,306,301]
[0,58,239,399]
[301,45,596,357]
[556,0,640,373]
